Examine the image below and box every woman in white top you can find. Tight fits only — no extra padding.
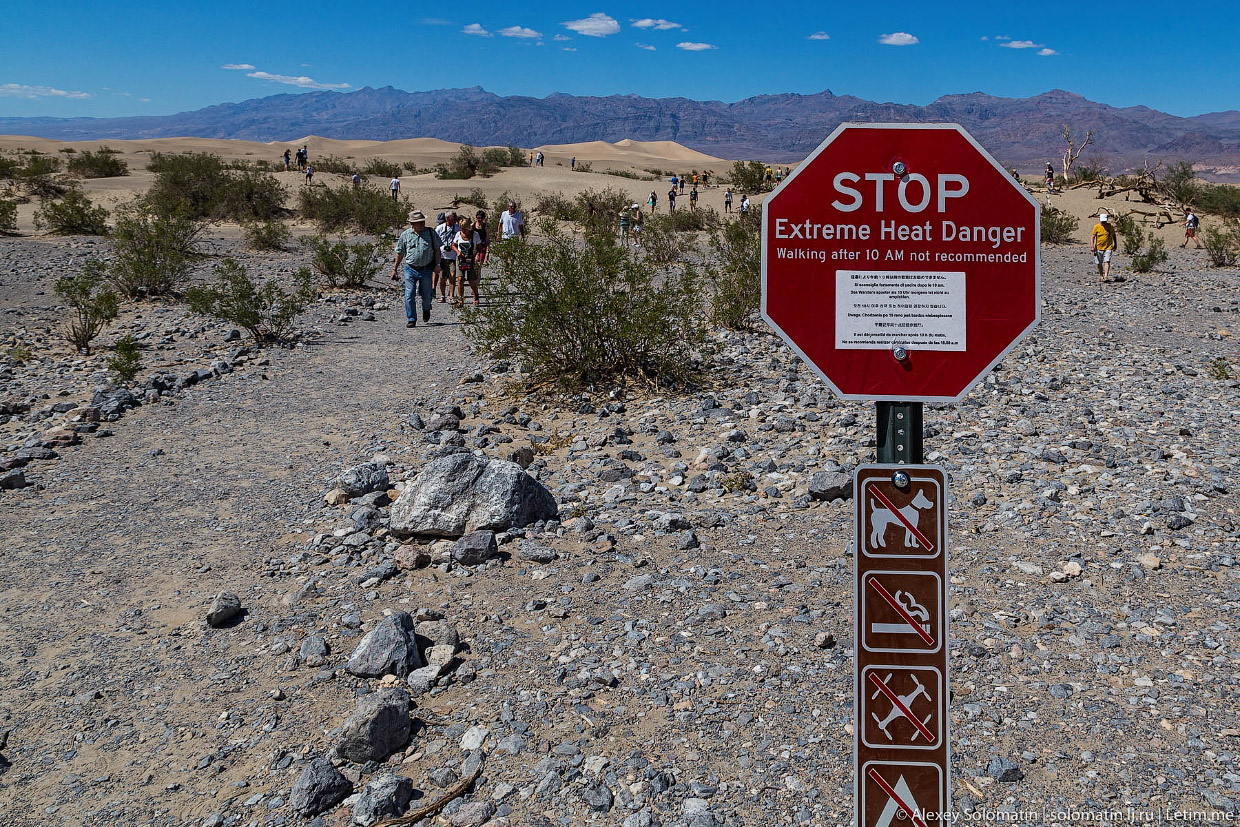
[451,217,484,306]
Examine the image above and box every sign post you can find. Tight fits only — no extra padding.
[761,123,1041,826]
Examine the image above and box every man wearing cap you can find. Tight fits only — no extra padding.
[391,210,442,328]
[435,211,460,304]
[1090,211,1118,284]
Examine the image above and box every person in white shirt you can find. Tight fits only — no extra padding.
[499,202,525,240]
[389,177,400,203]
[739,195,750,215]
[435,211,460,304]
[452,216,484,306]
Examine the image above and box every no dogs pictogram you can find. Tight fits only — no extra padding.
[860,469,945,558]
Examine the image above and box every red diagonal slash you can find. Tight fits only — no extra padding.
[868,767,930,827]
[868,577,935,646]
[868,672,935,742]
[869,485,934,552]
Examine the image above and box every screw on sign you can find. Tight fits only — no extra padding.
[761,123,1040,403]
[855,465,949,825]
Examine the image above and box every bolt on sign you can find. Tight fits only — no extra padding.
[855,464,949,825]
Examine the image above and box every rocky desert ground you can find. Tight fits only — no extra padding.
[1,138,1239,827]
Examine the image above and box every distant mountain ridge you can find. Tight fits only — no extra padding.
[3,85,1239,170]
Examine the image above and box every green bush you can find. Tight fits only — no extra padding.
[54,262,118,353]
[1113,213,1144,255]
[706,217,761,330]
[145,152,285,221]
[575,187,633,236]
[34,188,109,235]
[661,206,721,233]
[1040,207,1078,244]
[243,219,291,251]
[314,155,357,175]
[461,228,706,388]
[505,147,527,167]
[0,197,16,234]
[363,157,402,178]
[67,147,128,179]
[436,145,482,180]
[305,235,382,288]
[20,153,62,177]
[297,184,405,235]
[0,155,20,179]
[186,259,316,346]
[574,161,594,173]
[1197,184,1240,219]
[107,334,143,381]
[1159,161,1200,207]
[1201,224,1240,267]
[108,206,203,297]
[729,161,769,194]
[1130,232,1169,273]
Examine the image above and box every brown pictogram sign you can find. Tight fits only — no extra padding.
[855,465,950,825]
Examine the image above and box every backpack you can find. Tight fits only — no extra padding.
[1189,213,1199,228]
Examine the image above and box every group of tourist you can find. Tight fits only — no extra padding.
[390,202,525,328]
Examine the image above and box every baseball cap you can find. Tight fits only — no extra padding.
[407,210,425,222]
[1099,212,1109,221]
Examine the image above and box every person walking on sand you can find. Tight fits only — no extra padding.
[391,210,442,328]
[351,172,360,187]
[390,176,400,203]
[283,149,291,171]
[631,204,643,245]
[499,201,525,240]
[571,156,576,171]
[304,164,314,185]
[618,205,631,245]
[435,211,460,304]
[452,216,483,306]
[648,190,658,213]
[473,210,490,270]
[689,187,699,212]
[1183,209,1201,247]
[671,173,679,191]
[667,187,677,212]
[724,188,733,214]
[739,194,750,215]
[1045,163,1055,191]
[1091,211,1118,283]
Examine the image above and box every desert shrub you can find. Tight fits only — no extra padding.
[298,184,405,235]
[146,152,285,221]
[478,148,509,175]
[1075,159,1107,183]
[186,259,316,346]
[315,155,357,175]
[108,206,203,298]
[505,147,527,167]
[305,235,382,288]
[533,191,578,222]
[706,217,761,330]
[465,188,487,208]
[363,157,402,178]
[574,161,594,173]
[243,219,291,251]
[54,262,118,353]
[730,161,769,194]
[1113,213,1143,255]
[20,153,62,177]
[462,229,705,388]
[1130,232,1169,273]
[1197,184,1240,219]
[67,146,129,179]
[575,187,633,235]
[107,334,143,381]
[0,197,16,234]
[1040,207,1078,244]
[402,161,431,175]
[34,188,109,235]
[638,221,684,265]
[0,156,20,178]
[1201,224,1240,267]
[663,206,721,233]
[1159,161,1200,207]
[1208,357,1233,380]
[436,145,481,180]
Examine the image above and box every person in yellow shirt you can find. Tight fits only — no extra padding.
[1090,211,1118,283]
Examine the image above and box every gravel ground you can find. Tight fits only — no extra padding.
[2,236,1240,827]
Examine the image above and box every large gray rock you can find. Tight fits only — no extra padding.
[352,773,414,826]
[336,462,390,499]
[205,592,243,627]
[453,530,498,565]
[808,471,853,501]
[335,688,412,763]
[390,454,557,538]
[346,612,422,678]
[290,757,352,816]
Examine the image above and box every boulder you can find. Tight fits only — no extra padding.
[336,462,390,499]
[394,544,432,570]
[808,471,853,501]
[346,612,422,678]
[390,454,557,538]
[205,592,243,627]
[352,773,414,826]
[453,530,498,566]
[0,469,27,490]
[335,688,412,763]
[290,757,352,816]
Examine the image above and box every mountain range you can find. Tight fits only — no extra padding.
[3,86,1240,171]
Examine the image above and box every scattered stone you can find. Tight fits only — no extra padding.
[808,471,852,501]
[335,688,412,763]
[290,757,352,816]
[390,454,558,538]
[987,756,1024,783]
[352,773,414,826]
[346,612,422,678]
[205,592,243,627]
[336,461,390,499]
[453,530,499,566]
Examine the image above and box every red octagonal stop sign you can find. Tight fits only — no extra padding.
[762,123,1040,403]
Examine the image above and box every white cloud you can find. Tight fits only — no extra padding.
[878,32,918,46]
[1001,40,1040,49]
[553,34,571,41]
[562,12,620,37]
[808,31,830,41]
[994,34,1012,41]
[636,42,656,51]
[563,47,577,52]
[980,35,989,41]
[676,41,717,51]
[1038,48,1058,56]
[246,71,350,90]
[500,25,542,38]
[222,63,256,70]
[632,18,682,30]
[0,83,91,99]
[462,23,491,37]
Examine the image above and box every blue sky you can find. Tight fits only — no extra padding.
[1,1,1235,119]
